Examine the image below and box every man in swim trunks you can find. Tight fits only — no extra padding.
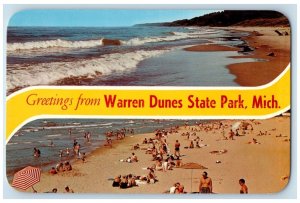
[174,140,181,157]
[199,171,212,193]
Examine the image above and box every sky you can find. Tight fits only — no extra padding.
[9,10,218,27]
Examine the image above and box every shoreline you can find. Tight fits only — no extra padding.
[183,26,290,86]
[9,117,290,194]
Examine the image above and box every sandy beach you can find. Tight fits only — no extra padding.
[10,116,290,194]
[183,26,290,86]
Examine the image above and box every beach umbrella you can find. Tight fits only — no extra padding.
[12,166,41,191]
[181,162,207,193]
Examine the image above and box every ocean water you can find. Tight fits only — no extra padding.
[6,119,199,180]
[6,26,257,94]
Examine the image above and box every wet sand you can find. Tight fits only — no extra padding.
[184,26,290,86]
[184,44,240,52]
[12,116,290,194]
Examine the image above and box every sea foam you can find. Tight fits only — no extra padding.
[7,49,169,92]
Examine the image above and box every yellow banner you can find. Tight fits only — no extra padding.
[6,65,290,141]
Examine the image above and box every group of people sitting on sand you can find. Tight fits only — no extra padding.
[49,161,72,174]
[112,174,138,189]
[112,168,158,188]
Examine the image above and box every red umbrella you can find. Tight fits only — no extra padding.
[12,166,41,191]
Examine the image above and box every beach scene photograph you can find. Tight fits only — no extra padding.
[7,117,290,194]
[7,10,290,95]
[5,9,291,195]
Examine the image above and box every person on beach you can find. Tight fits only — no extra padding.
[74,144,80,155]
[59,150,63,158]
[147,168,157,184]
[63,161,72,171]
[48,188,57,193]
[178,184,186,194]
[130,152,138,162]
[127,174,137,187]
[64,186,74,193]
[49,140,54,147]
[68,129,72,136]
[142,138,148,144]
[229,129,235,140]
[85,132,91,142]
[66,148,70,156]
[112,175,121,187]
[239,179,248,194]
[189,140,194,148]
[155,160,163,171]
[106,138,112,147]
[169,182,180,194]
[199,171,212,193]
[56,162,64,172]
[120,176,128,189]
[33,148,41,157]
[133,144,140,150]
[221,126,227,140]
[247,138,260,144]
[49,167,57,175]
[81,152,86,163]
[174,140,181,157]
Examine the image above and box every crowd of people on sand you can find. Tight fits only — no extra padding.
[30,120,262,193]
[110,120,254,194]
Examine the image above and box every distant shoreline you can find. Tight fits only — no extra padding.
[182,26,290,86]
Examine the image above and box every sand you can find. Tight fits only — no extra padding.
[183,26,290,86]
[184,44,240,52]
[14,116,290,194]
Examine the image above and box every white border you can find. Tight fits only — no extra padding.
[1,2,298,201]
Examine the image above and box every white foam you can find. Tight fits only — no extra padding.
[7,38,104,52]
[122,32,202,46]
[7,142,18,145]
[7,49,169,91]
[46,134,62,137]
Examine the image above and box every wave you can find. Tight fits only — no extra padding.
[7,38,105,52]
[7,142,19,145]
[7,49,169,91]
[7,30,215,52]
[122,32,195,46]
[99,122,113,126]
[46,134,62,137]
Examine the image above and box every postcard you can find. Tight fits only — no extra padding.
[5,9,291,195]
